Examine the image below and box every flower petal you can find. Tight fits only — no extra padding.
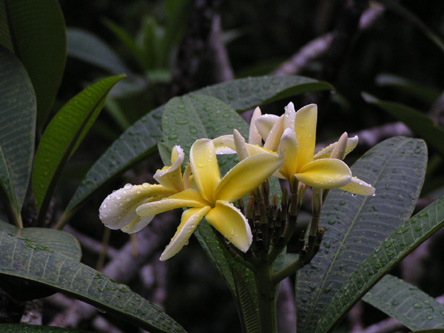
[136,189,206,216]
[153,146,185,192]
[213,135,237,154]
[190,139,220,202]
[314,135,359,159]
[160,206,211,261]
[256,113,280,140]
[296,158,351,189]
[279,128,299,179]
[263,115,284,151]
[283,102,296,131]
[121,215,155,234]
[249,107,263,145]
[205,201,252,252]
[340,176,375,196]
[234,129,250,160]
[99,183,172,230]
[215,152,281,202]
[294,104,317,167]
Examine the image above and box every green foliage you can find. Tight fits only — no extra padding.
[66,75,332,213]
[363,93,444,157]
[0,45,36,221]
[364,275,444,330]
[318,192,444,331]
[0,220,81,300]
[0,0,66,129]
[296,136,428,332]
[0,222,186,333]
[32,75,126,224]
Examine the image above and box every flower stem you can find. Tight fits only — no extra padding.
[254,262,278,333]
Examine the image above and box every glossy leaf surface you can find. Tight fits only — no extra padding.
[0,46,36,212]
[296,137,427,332]
[67,75,332,212]
[364,275,444,330]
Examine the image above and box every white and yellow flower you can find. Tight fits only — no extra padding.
[99,145,188,234]
[136,139,282,260]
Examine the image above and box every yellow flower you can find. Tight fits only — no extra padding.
[136,139,282,260]
[99,145,188,233]
[241,102,374,194]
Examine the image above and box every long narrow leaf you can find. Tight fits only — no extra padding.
[32,75,125,222]
[375,73,441,104]
[296,137,427,333]
[363,93,444,157]
[378,0,444,54]
[0,45,36,213]
[317,193,444,332]
[67,28,129,74]
[66,75,332,213]
[0,227,186,333]
[0,0,66,126]
[363,275,444,330]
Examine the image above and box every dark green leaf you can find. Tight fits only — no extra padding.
[375,73,441,104]
[296,137,427,333]
[364,275,444,330]
[0,228,186,333]
[0,45,36,213]
[162,94,260,331]
[363,93,444,157]
[32,75,125,221]
[318,193,444,332]
[0,0,66,126]
[162,94,249,159]
[378,0,444,54]
[0,220,81,300]
[67,75,332,213]
[67,28,129,74]
[103,19,144,69]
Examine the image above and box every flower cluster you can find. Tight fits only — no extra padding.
[99,102,375,261]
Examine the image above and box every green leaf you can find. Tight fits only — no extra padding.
[0,227,186,333]
[296,137,427,333]
[363,93,444,157]
[318,193,444,332]
[378,0,444,54]
[0,220,81,300]
[0,45,36,213]
[363,275,444,330]
[0,324,92,332]
[0,0,66,127]
[195,221,259,332]
[66,75,332,213]
[162,94,249,159]
[67,28,129,74]
[375,73,441,104]
[162,94,261,331]
[0,148,19,222]
[103,19,145,70]
[32,75,125,222]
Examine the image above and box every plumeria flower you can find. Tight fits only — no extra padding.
[135,138,282,261]
[237,102,374,194]
[99,145,188,234]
